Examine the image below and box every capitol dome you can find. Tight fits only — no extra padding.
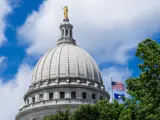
[16,7,109,120]
[31,43,103,85]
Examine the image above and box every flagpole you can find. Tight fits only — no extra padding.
[111,77,113,102]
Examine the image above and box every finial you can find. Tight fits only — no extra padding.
[62,6,69,22]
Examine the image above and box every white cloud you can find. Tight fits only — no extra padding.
[101,66,132,101]
[0,56,6,64]
[0,64,32,120]
[0,0,12,45]
[18,0,160,64]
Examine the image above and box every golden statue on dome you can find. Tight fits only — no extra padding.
[62,6,69,22]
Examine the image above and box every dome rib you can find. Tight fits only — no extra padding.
[79,47,87,78]
[91,58,100,83]
[34,56,43,83]
[37,51,52,81]
[57,44,66,79]
[31,66,36,84]
[41,49,52,81]
[82,49,95,81]
[48,46,59,79]
[74,45,80,76]
[66,44,69,76]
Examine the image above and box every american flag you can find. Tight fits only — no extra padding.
[112,81,124,90]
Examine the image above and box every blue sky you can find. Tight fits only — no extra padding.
[0,0,160,119]
[1,0,43,81]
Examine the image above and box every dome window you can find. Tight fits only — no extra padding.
[82,92,87,99]
[62,29,64,36]
[39,94,43,101]
[49,92,53,100]
[71,91,76,99]
[32,97,35,103]
[100,96,103,100]
[92,94,96,100]
[65,29,68,36]
[60,92,65,99]
[70,29,72,38]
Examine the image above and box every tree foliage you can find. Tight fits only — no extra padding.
[119,99,141,120]
[43,107,71,120]
[126,39,160,119]
[96,100,123,120]
[71,104,99,120]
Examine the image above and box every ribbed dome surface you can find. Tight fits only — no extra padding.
[32,43,103,84]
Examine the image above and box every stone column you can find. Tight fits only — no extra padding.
[66,88,70,98]
[44,91,48,100]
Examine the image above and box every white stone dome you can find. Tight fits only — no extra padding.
[31,43,103,85]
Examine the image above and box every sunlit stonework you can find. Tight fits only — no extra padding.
[16,7,110,120]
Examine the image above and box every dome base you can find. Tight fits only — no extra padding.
[17,85,109,120]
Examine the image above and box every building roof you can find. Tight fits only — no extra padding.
[31,43,103,85]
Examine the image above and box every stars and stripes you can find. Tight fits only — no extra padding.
[112,81,124,90]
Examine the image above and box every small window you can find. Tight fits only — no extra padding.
[71,91,76,99]
[39,94,43,101]
[70,30,72,37]
[49,92,53,100]
[65,29,68,36]
[60,92,65,99]
[92,94,96,100]
[32,97,35,103]
[62,29,64,36]
[82,92,87,99]
[100,96,103,100]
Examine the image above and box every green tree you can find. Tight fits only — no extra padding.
[71,100,123,120]
[96,100,123,120]
[71,104,100,120]
[126,39,160,120]
[43,107,71,120]
[118,98,142,120]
